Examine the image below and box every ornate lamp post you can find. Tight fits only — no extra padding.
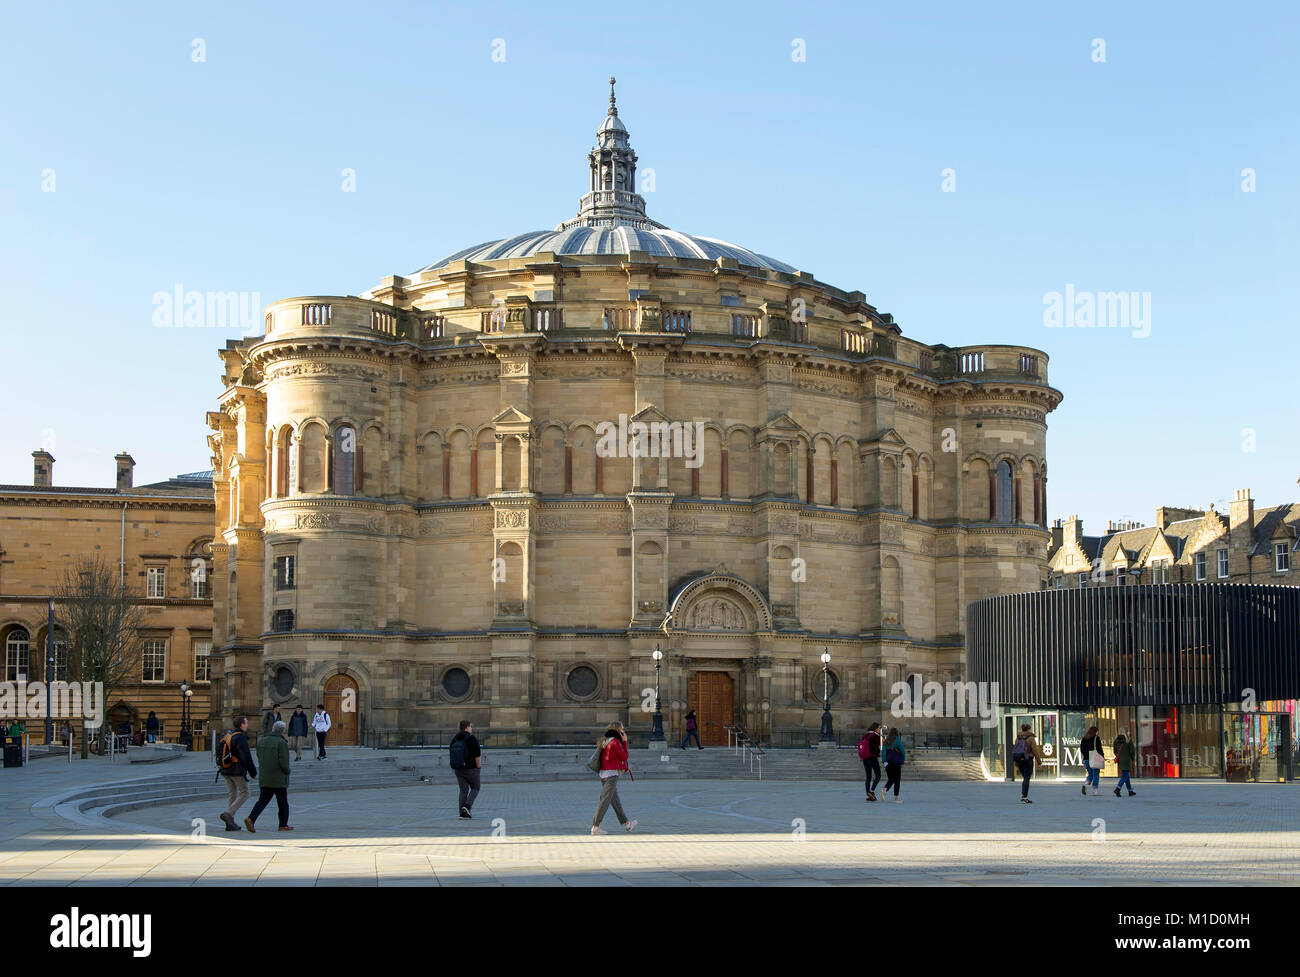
[649,645,666,750]
[818,649,835,747]
[179,682,193,750]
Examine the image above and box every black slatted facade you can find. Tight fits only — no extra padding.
[967,584,1300,708]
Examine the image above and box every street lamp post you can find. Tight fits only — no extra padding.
[649,645,666,750]
[818,649,835,747]
[180,682,193,750]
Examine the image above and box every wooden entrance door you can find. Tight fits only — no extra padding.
[688,671,734,746]
[323,674,358,746]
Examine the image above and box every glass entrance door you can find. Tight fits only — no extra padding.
[1006,712,1059,779]
[1224,712,1289,783]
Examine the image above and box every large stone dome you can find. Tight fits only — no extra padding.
[417,77,798,277]
[419,227,798,275]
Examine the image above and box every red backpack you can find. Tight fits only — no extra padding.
[857,735,873,759]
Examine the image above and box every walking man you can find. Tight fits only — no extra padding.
[246,720,293,832]
[262,702,282,735]
[218,716,257,832]
[311,703,331,760]
[287,704,310,761]
[449,720,481,819]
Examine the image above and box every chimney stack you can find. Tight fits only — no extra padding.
[32,450,54,488]
[1050,517,1064,554]
[1229,488,1255,533]
[115,452,135,490]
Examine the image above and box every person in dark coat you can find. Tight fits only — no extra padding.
[450,720,482,819]
[262,703,282,735]
[1113,729,1137,796]
[860,722,883,801]
[146,711,160,743]
[680,709,702,750]
[286,705,310,761]
[245,721,293,832]
[218,716,257,832]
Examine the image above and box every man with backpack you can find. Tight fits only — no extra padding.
[1011,722,1044,804]
[216,717,257,831]
[311,704,331,760]
[858,722,883,802]
[449,720,481,820]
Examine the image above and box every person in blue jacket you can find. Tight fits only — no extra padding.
[881,727,906,803]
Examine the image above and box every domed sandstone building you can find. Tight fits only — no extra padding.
[207,82,1062,747]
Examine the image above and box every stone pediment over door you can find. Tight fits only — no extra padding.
[668,570,773,633]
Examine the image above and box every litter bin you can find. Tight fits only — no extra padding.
[3,742,23,768]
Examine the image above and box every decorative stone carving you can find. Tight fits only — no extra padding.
[265,360,385,382]
[668,515,697,532]
[295,512,335,529]
[966,405,1046,422]
[772,603,796,617]
[638,600,664,614]
[496,602,525,615]
[688,598,746,630]
[540,514,569,531]
[495,509,529,529]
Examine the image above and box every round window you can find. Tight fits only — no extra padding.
[566,665,599,698]
[814,668,840,700]
[442,667,471,699]
[273,666,295,699]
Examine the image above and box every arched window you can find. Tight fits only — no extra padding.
[995,460,1014,524]
[5,627,30,682]
[274,426,291,497]
[300,423,327,493]
[333,426,356,495]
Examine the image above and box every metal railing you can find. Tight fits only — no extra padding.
[724,724,765,779]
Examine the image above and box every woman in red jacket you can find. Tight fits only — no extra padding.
[591,721,638,835]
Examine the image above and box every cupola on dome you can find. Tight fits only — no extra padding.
[418,78,798,276]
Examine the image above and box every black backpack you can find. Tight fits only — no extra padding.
[449,736,468,771]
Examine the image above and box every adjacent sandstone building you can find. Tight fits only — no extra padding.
[1048,491,1299,588]
[0,452,213,744]
[207,83,1062,746]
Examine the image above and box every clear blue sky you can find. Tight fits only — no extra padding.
[2,1,1296,530]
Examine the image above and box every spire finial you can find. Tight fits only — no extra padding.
[608,76,617,116]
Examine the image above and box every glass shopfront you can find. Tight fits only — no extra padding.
[986,701,1297,782]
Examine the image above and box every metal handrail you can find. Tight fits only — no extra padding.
[724,724,764,780]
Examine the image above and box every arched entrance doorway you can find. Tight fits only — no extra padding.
[688,671,734,746]
[323,673,359,746]
[668,569,773,745]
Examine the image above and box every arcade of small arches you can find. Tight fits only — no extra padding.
[250,415,1048,527]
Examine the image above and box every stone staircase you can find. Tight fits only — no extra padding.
[53,754,418,823]
[399,746,986,783]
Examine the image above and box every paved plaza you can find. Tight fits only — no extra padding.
[2,754,1297,886]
